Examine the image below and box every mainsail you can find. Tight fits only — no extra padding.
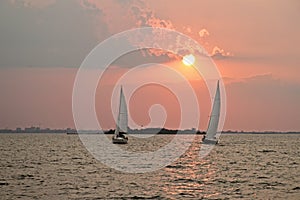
[115,86,128,136]
[206,81,221,140]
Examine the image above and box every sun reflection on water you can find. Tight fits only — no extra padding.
[160,135,220,199]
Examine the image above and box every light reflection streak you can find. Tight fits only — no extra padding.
[160,135,220,198]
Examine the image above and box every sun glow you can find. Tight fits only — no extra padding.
[182,54,195,66]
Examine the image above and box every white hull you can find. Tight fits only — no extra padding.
[112,136,128,144]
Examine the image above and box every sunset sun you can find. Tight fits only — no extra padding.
[182,54,195,66]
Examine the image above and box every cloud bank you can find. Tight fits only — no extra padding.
[10,0,56,9]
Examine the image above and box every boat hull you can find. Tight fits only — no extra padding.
[202,139,218,145]
[112,137,128,144]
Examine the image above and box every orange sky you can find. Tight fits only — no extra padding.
[0,0,299,131]
[1,61,299,131]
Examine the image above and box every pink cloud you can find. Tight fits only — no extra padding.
[199,28,210,38]
[211,46,233,60]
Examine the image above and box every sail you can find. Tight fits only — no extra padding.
[206,81,221,140]
[115,86,128,136]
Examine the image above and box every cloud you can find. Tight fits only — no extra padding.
[112,50,172,68]
[3,0,235,67]
[210,46,233,60]
[79,0,178,58]
[0,1,100,68]
[79,0,175,31]
[10,0,56,9]
[79,1,234,61]
[79,0,102,13]
[199,29,210,38]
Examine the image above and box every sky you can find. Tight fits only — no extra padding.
[0,0,300,131]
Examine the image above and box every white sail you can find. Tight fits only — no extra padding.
[115,86,128,136]
[206,81,221,140]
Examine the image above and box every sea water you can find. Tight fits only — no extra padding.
[0,134,299,199]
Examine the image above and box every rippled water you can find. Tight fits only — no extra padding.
[0,134,299,199]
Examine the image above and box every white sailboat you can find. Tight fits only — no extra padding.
[202,80,221,144]
[112,86,129,144]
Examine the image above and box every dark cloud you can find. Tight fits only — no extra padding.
[112,50,173,68]
[3,0,236,68]
[79,0,102,14]
[210,46,233,60]
[0,1,103,68]
[9,0,56,9]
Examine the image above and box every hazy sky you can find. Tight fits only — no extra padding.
[0,0,299,131]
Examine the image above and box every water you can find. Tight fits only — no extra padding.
[0,134,299,199]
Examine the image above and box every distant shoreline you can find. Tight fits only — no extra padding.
[0,129,300,135]
[0,133,300,135]
[0,127,299,135]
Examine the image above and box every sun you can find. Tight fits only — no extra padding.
[182,54,195,66]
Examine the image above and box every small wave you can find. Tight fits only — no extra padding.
[258,149,277,153]
[174,178,195,183]
[165,165,183,169]
[129,195,162,199]
[0,182,9,186]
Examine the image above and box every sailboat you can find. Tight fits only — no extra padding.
[202,80,221,145]
[112,86,129,144]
